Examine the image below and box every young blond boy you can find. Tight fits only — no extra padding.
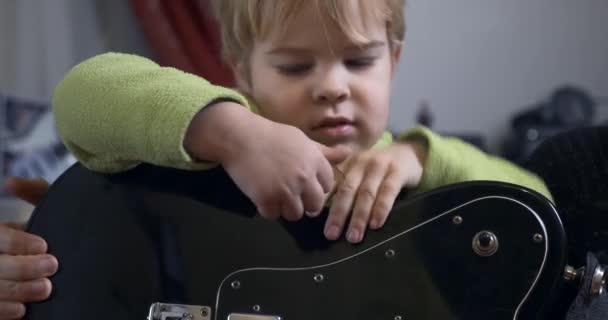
[0,1,551,318]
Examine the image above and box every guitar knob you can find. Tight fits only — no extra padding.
[590,265,606,297]
[472,231,499,256]
[479,233,493,247]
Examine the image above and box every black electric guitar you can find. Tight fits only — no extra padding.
[25,163,567,320]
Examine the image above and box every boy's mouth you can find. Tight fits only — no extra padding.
[312,117,356,141]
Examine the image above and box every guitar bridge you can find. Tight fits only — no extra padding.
[147,303,211,320]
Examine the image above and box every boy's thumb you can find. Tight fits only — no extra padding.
[317,144,351,164]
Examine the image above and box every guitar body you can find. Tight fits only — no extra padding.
[25,164,566,320]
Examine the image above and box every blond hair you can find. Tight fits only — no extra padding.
[209,0,405,64]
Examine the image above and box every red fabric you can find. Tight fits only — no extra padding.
[128,0,234,87]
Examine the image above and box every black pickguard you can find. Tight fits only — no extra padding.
[24,163,567,320]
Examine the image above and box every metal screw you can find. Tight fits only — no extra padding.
[201,307,209,317]
[252,305,261,312]
[533,233,544,243]
[231,280,241,289]
[385,249,396,258]
[314,273,324,283]
[452,216,463,225]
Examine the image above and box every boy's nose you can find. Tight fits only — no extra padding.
[312,70,350,104]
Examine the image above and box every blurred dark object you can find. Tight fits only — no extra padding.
[523,125,607,267]
[1,93,75,196]
[513,86,595,128]
[503,86,600,163]
[523,126,608,319]
[1,94,47,141]
[416,100,434,127]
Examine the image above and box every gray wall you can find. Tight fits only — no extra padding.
[0,1,17,93]
[390,0,608,151]
[0,0,150,100]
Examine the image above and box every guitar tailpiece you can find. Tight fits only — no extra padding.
[147,303,211,320]
[147,303,283,320]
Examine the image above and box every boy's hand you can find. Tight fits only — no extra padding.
[185,102,350,221]
[1,177,57,320]
[323,142,426,243]
[223,119,350,221]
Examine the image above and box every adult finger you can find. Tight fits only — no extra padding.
[0,302,25,319]
[0,225,47,255]
[0,278,52,302]
[5,177,49,206]
[0,254,58,281]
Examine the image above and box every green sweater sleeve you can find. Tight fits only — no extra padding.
[52,52,250,173]
[399,127,553,201]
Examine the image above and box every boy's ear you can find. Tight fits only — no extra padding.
[230,60,252,93]
[389,44,403,78]
[391,44,403,68]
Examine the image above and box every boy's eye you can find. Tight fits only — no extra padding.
[345,57,376,69]
[276,64,312,76]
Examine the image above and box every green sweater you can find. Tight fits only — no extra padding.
[52,53,552,200]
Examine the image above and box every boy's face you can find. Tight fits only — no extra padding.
[234,3,401,152]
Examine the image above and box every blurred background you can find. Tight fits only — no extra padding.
[1,0,607,221]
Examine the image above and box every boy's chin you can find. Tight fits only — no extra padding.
[320,140,367,154]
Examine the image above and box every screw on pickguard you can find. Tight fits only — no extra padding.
[532,233,544,243]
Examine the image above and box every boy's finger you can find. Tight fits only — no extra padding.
[347,162,386,243]
[0,302,26,319]
[279,197,304,222]
[5,177,50,206]
[325,161,365,240]
[256,201,280,220]
[370,173,403,229]
[301,181,325,217]
[316,159,336,194]
[0,225,47,255]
